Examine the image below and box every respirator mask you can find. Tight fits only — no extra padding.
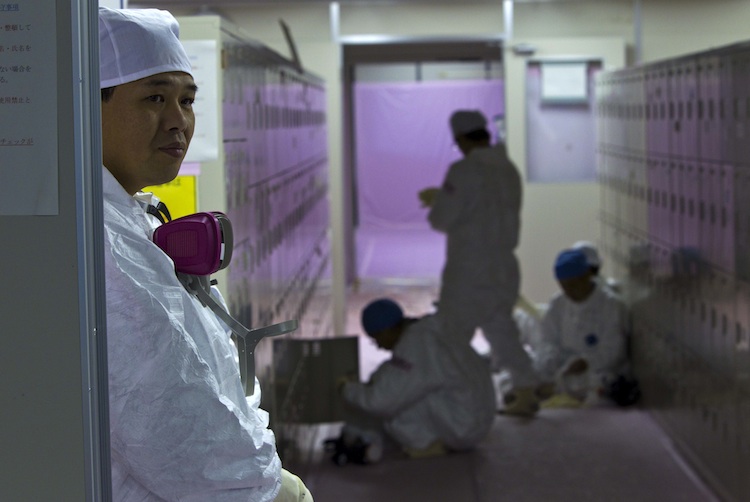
[151,209,297,394]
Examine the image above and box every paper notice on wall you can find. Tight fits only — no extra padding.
[0,1,59,215]
[541,62,589,104]
[181,39,219,163]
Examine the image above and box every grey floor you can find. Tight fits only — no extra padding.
[295,282,721,502]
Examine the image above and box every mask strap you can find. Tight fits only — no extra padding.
[156,201,172,222]
[146,202,172,224]
[177,273,297,395]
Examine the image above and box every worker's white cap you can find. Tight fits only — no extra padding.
[572,240,601,268]
[99,7,192,89]
[450,110,488,137]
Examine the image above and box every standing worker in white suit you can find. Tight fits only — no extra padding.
[99,7,310,501]
[418,110,541,416]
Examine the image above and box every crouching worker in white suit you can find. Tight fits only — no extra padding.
[99,7,310,501]
[535,249,630,407]
[336,299,496,463]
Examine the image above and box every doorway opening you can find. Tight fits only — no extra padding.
[342,39,505,285]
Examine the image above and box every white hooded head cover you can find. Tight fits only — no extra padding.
[450,110,488,137]
[99,7,192,89]
[572,240,601,268]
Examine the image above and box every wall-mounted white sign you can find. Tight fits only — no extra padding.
[181,39,219,163]
[0,0,59,215]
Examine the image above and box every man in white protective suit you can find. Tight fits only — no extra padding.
[339,299,496,460]
[99,7,310,501]
[418,110,541,416]
[535,248,630,406]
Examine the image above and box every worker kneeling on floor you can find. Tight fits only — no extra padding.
[327,298,496,465]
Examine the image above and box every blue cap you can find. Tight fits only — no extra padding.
[361,298,404,336]
[554,249,590,280]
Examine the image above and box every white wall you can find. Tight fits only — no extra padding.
[134,0,750,308]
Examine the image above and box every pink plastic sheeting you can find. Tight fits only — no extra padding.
[354,80,505,230]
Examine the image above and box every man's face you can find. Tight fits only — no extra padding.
[558,274,595,303]
[372,325,401,351]
[102,71,197,195]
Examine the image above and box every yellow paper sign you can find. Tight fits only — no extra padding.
[143,175,197,220]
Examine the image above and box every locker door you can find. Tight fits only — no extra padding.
[717,164,735,273]
[634,155,649,235]
[718,55,734,163]
[698,163,716,267]
[698,54,720,162]
[627,72,647,154]
[680,59,699,161]
[669,64,691,160]
[646,69,664,157]
[729,54,745,165]
[680,162,701,250]
[598,147,612,222]
[712,274,739,497]
[735,167,750,281]
[667,161,680,248]
[733,286,749,502]
[647,157,660,243]
[737,51,750,168]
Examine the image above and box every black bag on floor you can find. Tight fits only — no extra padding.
[323,436,370,466]
[607,375,641,407]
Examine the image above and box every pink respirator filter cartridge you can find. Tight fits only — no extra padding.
[152,211,233,276]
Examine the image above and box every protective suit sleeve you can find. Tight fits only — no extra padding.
[534,297,573,379]
[342,351,440,418]
[427,164,472,233]
[106,229,281,501]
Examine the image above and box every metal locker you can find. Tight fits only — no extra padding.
[718,54,735,164]
[680,162,701,251]
[273,336,359,424]
[734,50,750,167]
[667,161,681,248]
[596,42,750,502]
[630,71,647,155]
[657,67,672,157]
[716,272,736,372]
[680,59,699,161]
[716,164,735,273]
[729,53,746,166]
[697,163,716,268]
[734,167,750,281]
[648,159,661,245]
[736,282,750,394]
[668,59,697,159]
[646,69,666,157]
[633,155,649,235]
[697,54,721,162]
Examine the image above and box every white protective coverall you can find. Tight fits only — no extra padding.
[428,143,538,387]
[342,315,496,451]
[103,168,282,501]
[535,282,628,394]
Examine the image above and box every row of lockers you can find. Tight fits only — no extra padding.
[598,149,742,276]
[599,39,750,502]
[223,51,328,186]
[596,41,750,164]
[216,34,333,450]
[603,215,750,501]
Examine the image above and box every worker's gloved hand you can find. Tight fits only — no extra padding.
[563,358,588,375]
[274,469,313,502]
[418,187,439,207]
